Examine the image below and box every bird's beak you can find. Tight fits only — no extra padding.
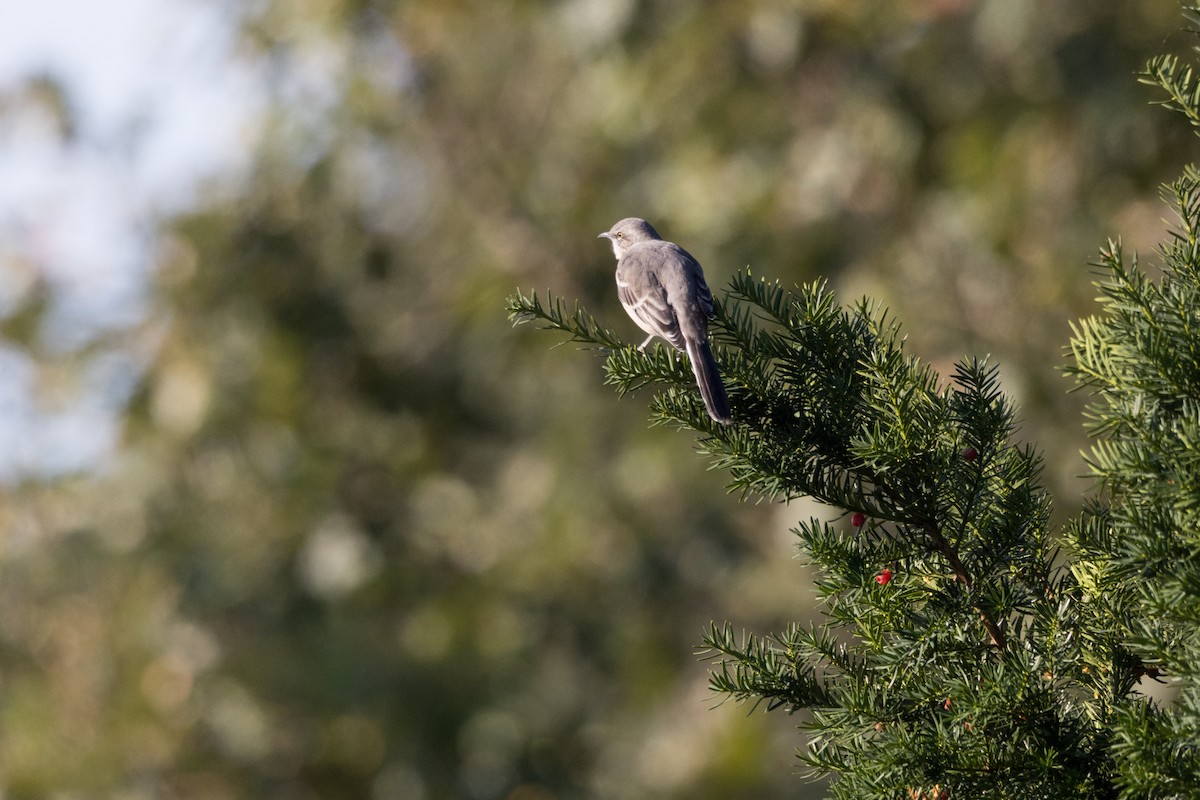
[598,232,612,240]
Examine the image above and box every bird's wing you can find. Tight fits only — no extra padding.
[693,266,716,319]
[663,243,715,320]
[617,265,685,350]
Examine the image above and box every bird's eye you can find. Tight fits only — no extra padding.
[616,232,624,239]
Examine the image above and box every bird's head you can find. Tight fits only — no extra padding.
[598,218,661,258]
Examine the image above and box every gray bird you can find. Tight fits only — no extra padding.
[599,218,732,425]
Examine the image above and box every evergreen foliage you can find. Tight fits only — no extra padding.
[1065,170,1200,797]
[510,275,1095,798]
[509,16,1200,797]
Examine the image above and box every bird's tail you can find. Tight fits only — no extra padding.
[685,339,732,425]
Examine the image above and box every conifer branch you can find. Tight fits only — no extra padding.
[1142,53,1200,129]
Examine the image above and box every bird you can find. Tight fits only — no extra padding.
[598,217,732,425]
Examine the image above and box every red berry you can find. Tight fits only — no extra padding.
[851,512,866,528]
[962,446,978,461]
[875,569,893,586]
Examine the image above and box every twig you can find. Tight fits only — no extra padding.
[923,522,1008,650]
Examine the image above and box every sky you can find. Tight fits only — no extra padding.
[0,0,259,480]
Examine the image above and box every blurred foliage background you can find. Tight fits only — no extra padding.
[0,1,1194,798]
